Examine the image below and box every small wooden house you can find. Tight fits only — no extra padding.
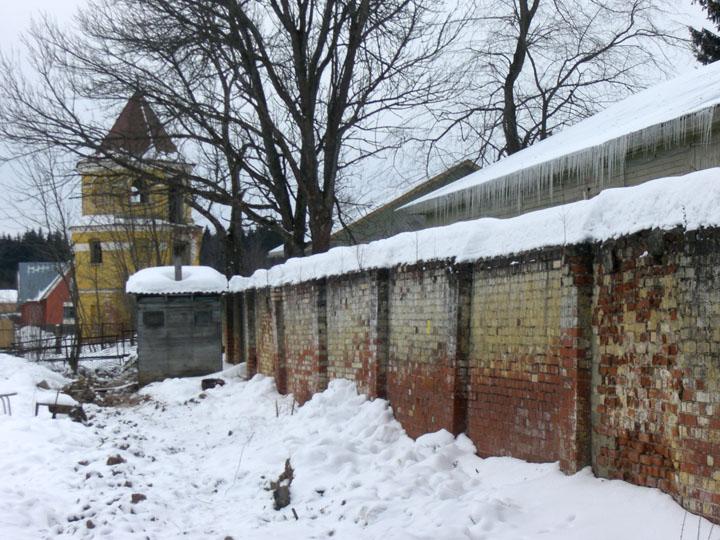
[17,263,72,328]
[126,265,227,386]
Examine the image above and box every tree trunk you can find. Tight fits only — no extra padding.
[309,207,333,255]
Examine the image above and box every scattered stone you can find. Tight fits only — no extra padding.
[198,393,207,399]
[270,459,294,510]
[36,380,50,390]
[124,480,133,488]
[130,493,146,504]
[62,377,96,404]
[106,455,126,466]
[69,406,88,423]
[201,378,225,391]
[77,460,90,467]
[86,520,95,529]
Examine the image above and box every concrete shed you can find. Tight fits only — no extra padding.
[126,265,228,385]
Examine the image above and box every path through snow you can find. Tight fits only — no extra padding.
[0,355,713,539]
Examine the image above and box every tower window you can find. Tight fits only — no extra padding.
[90,240,103,264]
[130,179,149,204]
[168,185,183,223]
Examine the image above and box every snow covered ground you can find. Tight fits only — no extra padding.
[0,354,715,540]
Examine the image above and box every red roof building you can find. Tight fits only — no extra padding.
[17,264,73,328]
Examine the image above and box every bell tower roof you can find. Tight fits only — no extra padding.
[100,91,178,157]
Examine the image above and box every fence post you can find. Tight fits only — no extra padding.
[54,325,62,354]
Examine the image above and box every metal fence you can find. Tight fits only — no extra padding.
[2,324,136,364]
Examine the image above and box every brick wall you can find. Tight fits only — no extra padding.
[254,288,278,384]
[242,291,257,378]
[233,226,720,524]
[326,271,387,398]
[386,264,468,438]
[468,253,565,462]
[282,281,327,404]
[592,229,720,522]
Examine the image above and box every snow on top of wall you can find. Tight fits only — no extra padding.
[0,290,17,304]
[403,62,720,212]
[126,266,227,295]
[229,168,720,292]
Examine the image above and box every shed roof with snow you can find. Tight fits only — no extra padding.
[403,62,720,218]
[0,290,17,304]
[126,266,227,296]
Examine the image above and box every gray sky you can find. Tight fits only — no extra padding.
[0,0,83,52]
[0,0,713,235]
[0,0,85,235]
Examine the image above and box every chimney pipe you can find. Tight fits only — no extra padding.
[174,255,183,281]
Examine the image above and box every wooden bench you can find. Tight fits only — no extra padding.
[35,391,80,419]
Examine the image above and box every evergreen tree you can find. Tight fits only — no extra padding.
[691,0,720,64]
[0,229,70,288]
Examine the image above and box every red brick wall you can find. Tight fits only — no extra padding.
[326,272,387,398]
[385,264,466,438]
[282,282,327,405]
[592,230,720,522]
[254,288,279,383]
[232,227,720,524]
[467,255,565,463]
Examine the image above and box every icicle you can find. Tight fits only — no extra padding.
[424,105,718,227]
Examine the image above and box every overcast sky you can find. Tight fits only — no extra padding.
[0,0,713,235]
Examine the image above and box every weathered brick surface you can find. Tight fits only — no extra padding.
[242,291,257,378]
[327,271,387,398]
[468,253,565,463]
[254,288,277,379]
[592,229,720,522]
[231,226,720,524]
[282,281,327,404]
[557,248,594,473]
[386,264,466,438]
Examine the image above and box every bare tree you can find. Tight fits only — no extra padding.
[0,0,464,258]
[13,152,83,372]
[427,0,680,163]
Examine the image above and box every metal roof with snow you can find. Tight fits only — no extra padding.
[126,266,228,296]
[0,290,17,304]
[403,62,720,214]
[17,263,66,304]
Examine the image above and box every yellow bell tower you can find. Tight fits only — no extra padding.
[70,92,202,336]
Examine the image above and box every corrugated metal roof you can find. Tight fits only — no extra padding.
[17,262,64,303]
